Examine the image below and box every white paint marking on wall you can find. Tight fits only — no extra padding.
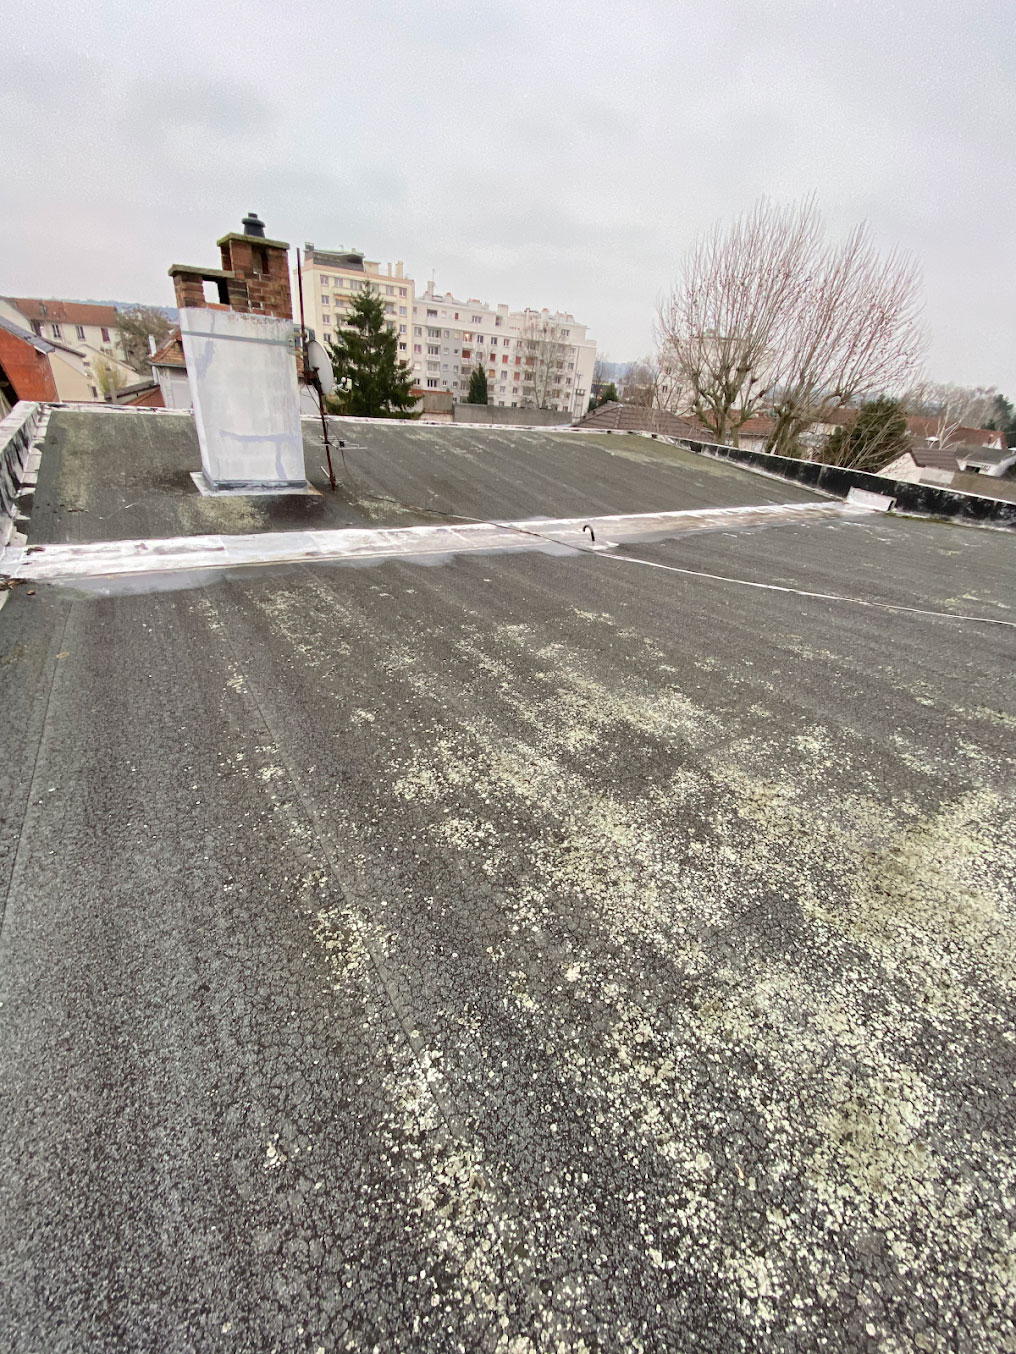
[1,501,867,585]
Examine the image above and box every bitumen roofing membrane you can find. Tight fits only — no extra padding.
[1,409,1015,1353]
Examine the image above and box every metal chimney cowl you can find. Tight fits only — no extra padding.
[242,211,266,238]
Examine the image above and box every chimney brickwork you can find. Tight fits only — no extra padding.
[168,214,293,321]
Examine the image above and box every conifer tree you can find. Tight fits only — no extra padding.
[466,363,488,404]
[328,285,415,417]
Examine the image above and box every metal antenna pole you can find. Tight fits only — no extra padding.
[297,248,337,491]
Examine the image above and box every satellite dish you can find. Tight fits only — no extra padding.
[306,339,334,396]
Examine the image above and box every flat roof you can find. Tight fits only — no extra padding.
[1,410,1015,1351]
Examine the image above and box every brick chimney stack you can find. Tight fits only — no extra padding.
[168,213,293,320]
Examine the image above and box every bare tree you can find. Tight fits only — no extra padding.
[91,352,122,399]
[764,225,925,457]
[116,304,172,375]
[656,198,822,444]
[619,357,654,407]
[518,310,569,410]
[904,382,999,447]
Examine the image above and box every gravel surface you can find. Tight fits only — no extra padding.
[1,412,1015,1352]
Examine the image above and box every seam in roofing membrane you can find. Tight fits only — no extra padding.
[1,501,859,584]
[599,548,1016,630]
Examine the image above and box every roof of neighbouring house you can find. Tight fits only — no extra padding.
[906,445,962,472]
[6,297,119,328]
[956,445,1014,467]
[0,314,56,354]
[907,415,1005,449]
[574,401,710,439]
[150,331,186,369]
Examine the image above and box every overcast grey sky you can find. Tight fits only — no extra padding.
[4,1,1014,390]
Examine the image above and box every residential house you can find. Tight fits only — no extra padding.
[0,296,135,397]
[955,445,1016,477]
[0,308,109,406]
[878,445,962,486]
[0,315,59,413]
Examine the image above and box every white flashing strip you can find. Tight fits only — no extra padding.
[2,501,864,585]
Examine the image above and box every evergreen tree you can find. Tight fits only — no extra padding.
[819,397,910,473]
[596,381,618,408]
[466,364,488,404]
[986,392,1016,444]
[328,285,416,418]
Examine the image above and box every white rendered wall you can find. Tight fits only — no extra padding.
[180,307,305,488]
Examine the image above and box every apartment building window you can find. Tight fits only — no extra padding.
[322,297,329,307]
[384,285,394,295]
[76,325,86,341]
[414,344,422,353]
[427,345,439,355]
[399,287,407,297]
[442,330,450,338]
[385,303,395,314]
[101,327,110,342]
[320,275,329,286]
[415,326,422,336]
[427,309,438,317]
[52,323,62,338]
[398,306,406,315]
[471,314,482,324]
[427,379,438,388]
[428,328,440,338]
[30,320,41,335]
[502,355,508,363]
[399,342,407,352]
[399,324,406,334]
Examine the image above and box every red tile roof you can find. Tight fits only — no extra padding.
[7,297,119,328]
[906,415,1004,449]
[150,331,185,368]
[122,385,165,407]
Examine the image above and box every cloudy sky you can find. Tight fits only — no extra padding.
[4,0,1014,390]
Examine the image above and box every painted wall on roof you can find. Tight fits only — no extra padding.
[179,307,305,488]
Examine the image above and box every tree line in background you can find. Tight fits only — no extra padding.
[594,197,1014,476]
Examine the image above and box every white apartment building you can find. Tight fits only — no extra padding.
[411,282,596,418]
[295,245,414,363]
